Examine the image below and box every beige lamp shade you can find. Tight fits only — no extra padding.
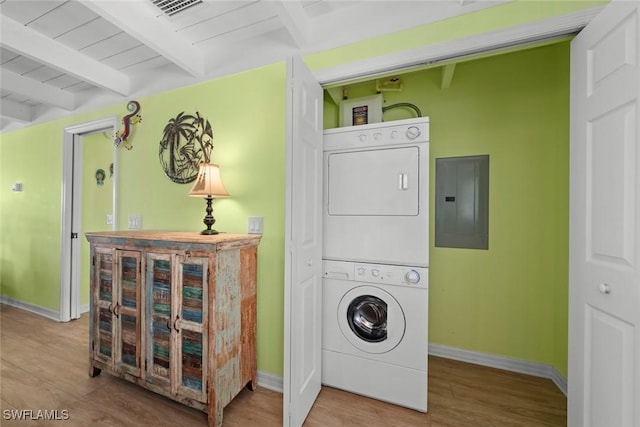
[188,163,230,198]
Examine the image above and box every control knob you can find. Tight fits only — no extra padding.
[405,269,420,284]
[406,126,421,140]
[371,269,380,278]
[358,134,367,142]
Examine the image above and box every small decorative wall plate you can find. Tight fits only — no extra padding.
[96,169,106,186]
[159,111,214,184]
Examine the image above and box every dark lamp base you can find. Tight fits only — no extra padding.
[200,229,220,235]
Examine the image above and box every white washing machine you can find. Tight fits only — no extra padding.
[322,260,428,412]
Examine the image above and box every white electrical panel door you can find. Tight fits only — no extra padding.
[327,147,420,216]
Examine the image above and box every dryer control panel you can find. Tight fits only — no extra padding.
[323,117,430,151]
[323,260,428,289]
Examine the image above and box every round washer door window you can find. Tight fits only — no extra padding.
[347,295,387,343]
[337,286,405,354]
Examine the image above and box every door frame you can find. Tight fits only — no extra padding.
[314,7,601,86]
[59,116,118,322]
[284,4,604,422]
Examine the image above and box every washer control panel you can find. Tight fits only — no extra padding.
[324,260,428,289]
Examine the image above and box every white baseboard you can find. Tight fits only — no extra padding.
[428,343,567,396]
[80,303,90,314]
[0,296,60,321]
[548,365,568,396]
[257,371,284,393]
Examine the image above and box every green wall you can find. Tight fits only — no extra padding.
[0,63,287,375]
[1,1,603,378]
[0,123,65,310]
[81,132,116,307]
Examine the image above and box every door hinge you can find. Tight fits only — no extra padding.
[71,232,78,239]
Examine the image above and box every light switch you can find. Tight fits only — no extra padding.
[248,216,263,234]
[128,215,142,229]
[106,214,113,225]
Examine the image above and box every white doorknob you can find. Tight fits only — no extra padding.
[598,283,611,294]
[307,259,313,266]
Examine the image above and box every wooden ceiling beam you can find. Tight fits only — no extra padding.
[0,15,130,96]
[441,63,456,89]
[270,0,311,47]
[0,98,32,123]
[1,69,76,110]
[83,0,205,78]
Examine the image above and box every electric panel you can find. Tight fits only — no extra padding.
[435,155,489,249]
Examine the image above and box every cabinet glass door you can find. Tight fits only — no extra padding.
[93,248,114,365]
[116,251,141,375]
[146,253,173,388]
[176,255,208,402]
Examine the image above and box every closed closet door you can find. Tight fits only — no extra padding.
[327,147,420,216]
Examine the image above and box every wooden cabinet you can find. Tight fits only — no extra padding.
[86,231,260,427]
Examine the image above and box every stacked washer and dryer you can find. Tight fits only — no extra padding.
[321,117,430,412]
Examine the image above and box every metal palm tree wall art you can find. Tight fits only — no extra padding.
[159,111,214,184]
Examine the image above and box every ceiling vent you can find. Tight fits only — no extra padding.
[151,0,203,16]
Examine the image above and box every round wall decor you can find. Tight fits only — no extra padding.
[159,111,214,184]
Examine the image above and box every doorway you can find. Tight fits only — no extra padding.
[59,117,118,322]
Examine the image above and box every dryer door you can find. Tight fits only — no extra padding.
[327,147,419,216]
[337,285,405,354]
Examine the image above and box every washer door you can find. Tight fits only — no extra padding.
[337,285,405,354]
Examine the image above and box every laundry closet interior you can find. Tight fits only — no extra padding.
[317,38,571,410]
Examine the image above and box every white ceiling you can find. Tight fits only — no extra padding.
[0,0,506,132]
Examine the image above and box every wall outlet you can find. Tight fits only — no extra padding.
[106,214,113,225]
[248,216,263,234]
[128,215,142,229]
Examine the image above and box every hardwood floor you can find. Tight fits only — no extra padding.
[0,304,566,426]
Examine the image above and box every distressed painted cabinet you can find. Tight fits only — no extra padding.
[86,231,260,427]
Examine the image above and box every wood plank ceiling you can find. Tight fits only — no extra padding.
[0,0,503,132]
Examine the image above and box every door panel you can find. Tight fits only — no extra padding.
[569,2,640,426]
[115,251,141,375]
[585,306,634,427]
[146,253,173,387]
[93,247,114,364]
[587,103,636,266]
[176,255,208,402]
[297,275,318,393]
[284,56,323,427]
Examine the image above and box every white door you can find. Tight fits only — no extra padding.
[283,56,323,427]
[569,1,640,426]
[69,133,83,320]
